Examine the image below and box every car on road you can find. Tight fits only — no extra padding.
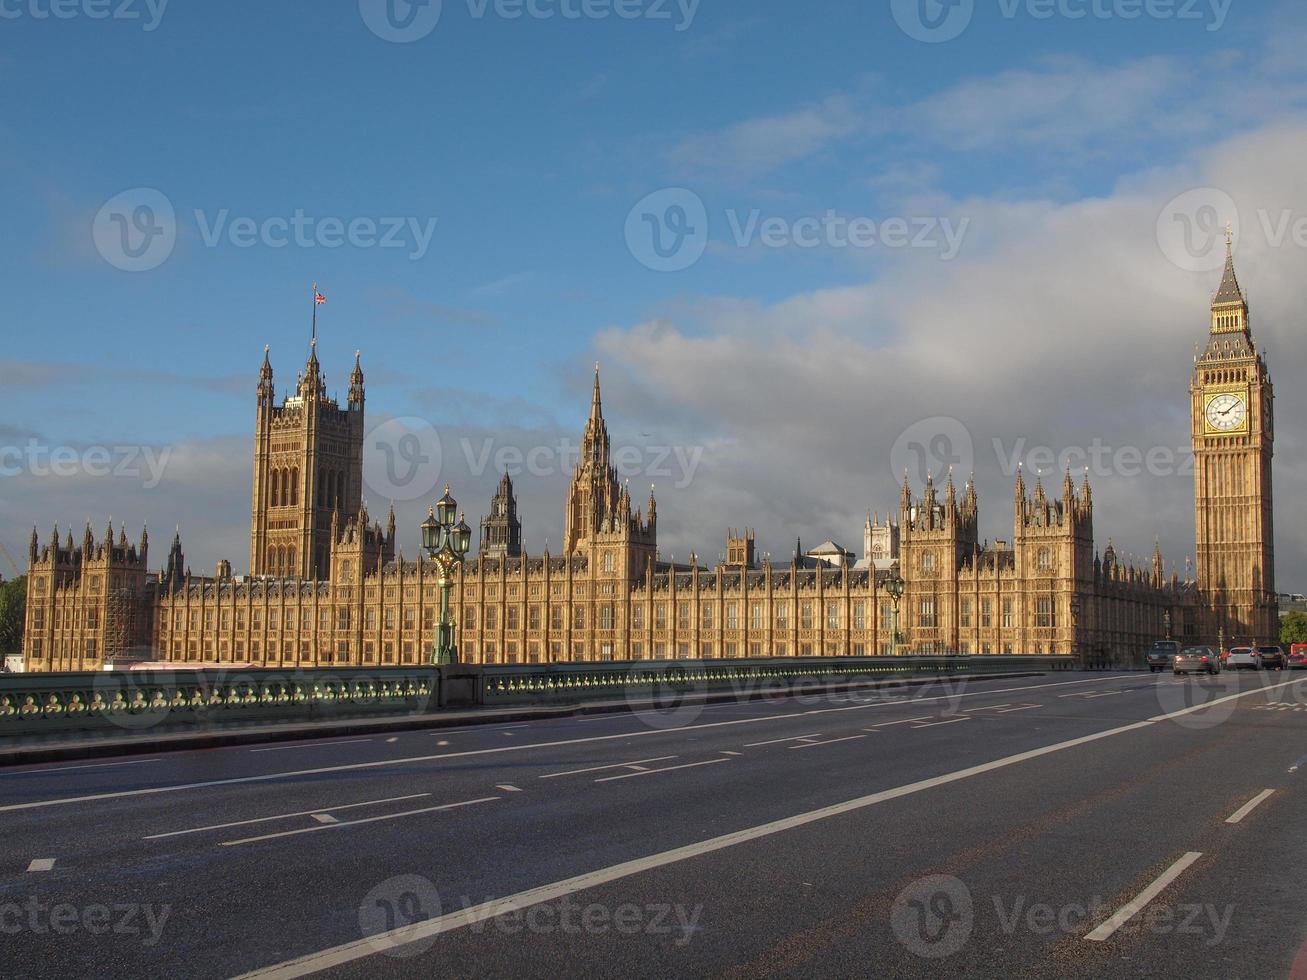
[1146,640,1181,672]
[1174,646,1222,675]
[1289,644,1307,669]
[1256,645,1286,670]
[1225,646,1259,670]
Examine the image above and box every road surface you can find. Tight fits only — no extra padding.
[2,670,1305,978]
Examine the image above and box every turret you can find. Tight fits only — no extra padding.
[298,339,326,401]
[258,345,275,408]
[348,350,365,410]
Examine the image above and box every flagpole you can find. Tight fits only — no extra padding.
[311,281,318,346]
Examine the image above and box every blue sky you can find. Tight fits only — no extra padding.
[4,0,1307,584]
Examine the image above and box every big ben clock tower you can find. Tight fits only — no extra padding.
[1192,233,1277,645]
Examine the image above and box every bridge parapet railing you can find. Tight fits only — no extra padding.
[0,667,439,739]
[0,655,1074,738]
[477,654,1074,705]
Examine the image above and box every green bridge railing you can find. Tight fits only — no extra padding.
[474,654,1075,705]
[0,667,438,739]
[0,654,1074,740]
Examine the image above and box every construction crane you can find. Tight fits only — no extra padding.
[0,542,20,579]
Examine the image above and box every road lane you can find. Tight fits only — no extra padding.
[1,671,1303,978]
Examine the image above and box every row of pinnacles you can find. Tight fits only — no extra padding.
[898,465,1191,592]
[29,522,151,578]
[24,522,156,664]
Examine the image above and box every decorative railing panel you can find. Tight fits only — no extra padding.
[0,668,438,738]
[479,654,1074,705]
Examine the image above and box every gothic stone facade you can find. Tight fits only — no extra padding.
[22,254,1275,671]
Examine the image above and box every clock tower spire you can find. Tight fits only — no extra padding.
[1191,234,1276,645]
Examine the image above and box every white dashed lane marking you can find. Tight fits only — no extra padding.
[143,794,433,840]
[594,759,730,783]
[219,797,500,847]
[539,757,677,780]
[788,735,866,750]
[1085,852,1204,943]
[1226,789,1275,825]
[743,733,823,748]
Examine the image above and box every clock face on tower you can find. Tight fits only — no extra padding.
[1204,391,1248,433]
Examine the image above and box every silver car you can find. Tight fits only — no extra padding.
[1174,646,1222,675]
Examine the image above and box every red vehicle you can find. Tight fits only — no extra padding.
[1288,644,1307,670]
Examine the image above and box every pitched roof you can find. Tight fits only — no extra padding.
[1213,245,1245,306]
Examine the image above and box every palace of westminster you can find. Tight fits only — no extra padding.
[20,246,1279,670]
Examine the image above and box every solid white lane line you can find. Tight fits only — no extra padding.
[788,735,866,749]
[1,759,161,776]
[1084,852,1204,943]
[495,785,522,793]
[721,751,743,756]
[995,704,1042,713]
[1225,789,1275,825]
[971,704,1012,711]
[743,733,823,747]
[238,708,1184,979]
[251,739,373,753]
[539,757,677,779]
[311,814,338,825]
[220,797,500,846]
[594,759,730,783]
[1083,692,1123,699]
[143,794,433,839]
[0,674,1170,816]
[27,859,55,872]
[912,717,970,729]
[1058,691,1096,698]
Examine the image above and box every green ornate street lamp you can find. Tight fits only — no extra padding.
[421,485,472,665]
[885,568,905,657]
[1070,595,1081,659]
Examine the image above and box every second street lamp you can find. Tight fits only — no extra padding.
[421,485,472,665]
[885,569,905,657]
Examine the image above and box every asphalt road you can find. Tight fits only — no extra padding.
[3,669,1306,979]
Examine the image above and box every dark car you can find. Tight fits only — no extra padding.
[1174,646,1221,675]
[1255,646,1286,670]
[1146,640,1181,672]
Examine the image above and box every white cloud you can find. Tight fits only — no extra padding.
[667,95,861,179]
[593,122,1307,586]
